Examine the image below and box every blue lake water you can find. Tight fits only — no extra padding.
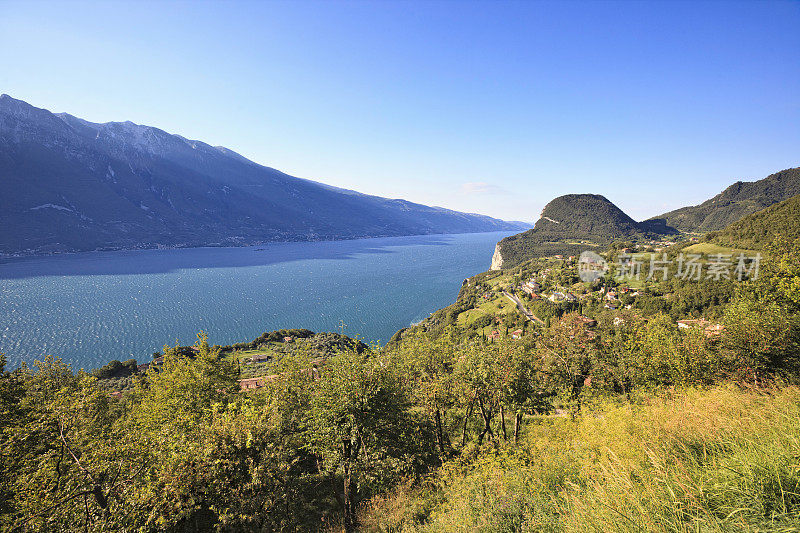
[0,232,511,370]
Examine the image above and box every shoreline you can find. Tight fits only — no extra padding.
[0,228,522,264]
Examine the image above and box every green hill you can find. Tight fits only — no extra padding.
[493,194,674,268]
[706,193,800,250]
[525,194,647,240]
[651,167,800,233]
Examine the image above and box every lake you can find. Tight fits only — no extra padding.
[0,231,511,370]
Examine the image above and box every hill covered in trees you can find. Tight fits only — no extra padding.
[491,167,800,269]
[705,193,800,250]
[651,167,800,233]
[492,194,675,268]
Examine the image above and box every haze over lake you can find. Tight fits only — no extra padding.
[0,232,512,370]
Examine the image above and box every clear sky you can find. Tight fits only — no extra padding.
[1,0,798,222]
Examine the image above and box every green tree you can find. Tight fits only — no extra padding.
[723,237,800,382]
[538,313,597,417]
[123,332,239,530]
[454,341,504,445]
[306,351,426,532]
[393,328,457,456]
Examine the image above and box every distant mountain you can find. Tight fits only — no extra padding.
[649,167,800,233]
[705,193,800,251]
[0,95,527,255]
[491,194,674,269]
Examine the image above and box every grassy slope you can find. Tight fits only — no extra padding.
[364,385,800,532]
[682,242,757,256]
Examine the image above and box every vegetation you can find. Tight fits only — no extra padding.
[378,384,800,532]
[494,237,596,270]
[706,193,800,251]
[496,194,676,268]
[499,167,800,269]
[3,199,800,531]
[651,167,800,233]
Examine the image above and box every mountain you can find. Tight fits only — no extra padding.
[649,167,800,233]
[705,193,800,251]
[0,95,527,255]
[491,194,674,269]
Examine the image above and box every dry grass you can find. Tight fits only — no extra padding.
[363,385,800,532]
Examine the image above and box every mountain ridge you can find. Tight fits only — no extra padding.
[650,167,800,232]
[0,95,527,256]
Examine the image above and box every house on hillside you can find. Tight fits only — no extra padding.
[522,280,541,295]
[677,319,711,329]
[677,319,724,339]
[240,376,269,391]
[704,323,725,338]
[511,329,523,340]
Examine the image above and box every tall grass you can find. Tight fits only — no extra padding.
[362,385,800,532]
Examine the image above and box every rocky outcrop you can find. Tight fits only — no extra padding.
[490,242,504,270]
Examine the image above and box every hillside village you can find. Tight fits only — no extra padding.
[423,238,735,348]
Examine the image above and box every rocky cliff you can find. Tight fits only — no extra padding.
[490,243,504,270]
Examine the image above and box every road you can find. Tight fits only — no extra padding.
[502,291,545,325]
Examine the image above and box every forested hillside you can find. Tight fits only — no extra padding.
[706,194,800,250]
[651,167,800,232]
[492,194,674,268]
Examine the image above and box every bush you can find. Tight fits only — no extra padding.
[92,358,137,379]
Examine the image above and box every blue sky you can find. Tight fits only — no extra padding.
[1,0,798,222]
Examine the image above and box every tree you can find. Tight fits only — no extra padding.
[538,313,598,417]
[392,328,457,456]
[122,331,239,530]
[0,354,28,525]
[2,356,148,531]
[306,351,426,533]
[723,237,800,382]
[454,341,503,445]
[494,340,551,442]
